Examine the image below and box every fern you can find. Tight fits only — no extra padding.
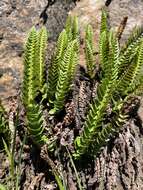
[100,9,108,34]
[92,30,143,156]
[99,32,109,77]
[74,33,120,158]
[21,14,143,158]
[118,26,143,76]
[115,40,143,97]
[22,27,48,145]
[121,26,143,52]
[92,95,129,155]
[65,15,79,41]
[65,15,73,41]
[26,103,47,144]
[47,16,79,102]
[72,16,79,40]
[47,30,68,101]
[74,37,119,156]
[128,40,143,92]
[49,39,79,114]
[92,111,127,155]
[22,27,38,106]
[85,24,96,79]
[74,79,113,158]
[74,14,143,158]
[37,26,48,92]
[99,10,112,79]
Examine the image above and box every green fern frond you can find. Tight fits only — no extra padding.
[127,40,143,92]
[99,10,109,76]
[22,27,48,145]
[65,15,79,41]
[37,26,48,91]
[115,40,143,97]
[22,26,48,104]
[99,31,109,77]
[115,60,137,96]
[100,9,108,34]
[100,31,119,80]
[65,15,73,40]
[74,22,143,158]
[72,16,79,40]
[122,26,143,52]
[118,27,143,76]
[108,32,120,80]
[56,30,68,62]
[85,24,95,78]
[74,34,120,158]
[26,102,47,145]
[133,77,143,95]
[92,109,127,155]
[47,30,68,101]
[49,39,79,114]
[99,28,119,80]
[85,25,94,47]
[22,27,38,106]
[74,78,113,158]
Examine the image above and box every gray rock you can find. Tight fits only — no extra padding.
[108,0,143,44]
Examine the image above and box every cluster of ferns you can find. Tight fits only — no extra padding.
[1,10,143,159]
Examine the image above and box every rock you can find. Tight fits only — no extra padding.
[108,0,143,44]
[45,0,75,41]
[69,0,143,66]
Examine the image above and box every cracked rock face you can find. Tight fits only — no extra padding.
[0,0,75,108]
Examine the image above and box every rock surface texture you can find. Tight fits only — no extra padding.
[108,0,143,45]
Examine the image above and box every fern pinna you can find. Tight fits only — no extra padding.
[74,10,143,158]
[22,26,48,145]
